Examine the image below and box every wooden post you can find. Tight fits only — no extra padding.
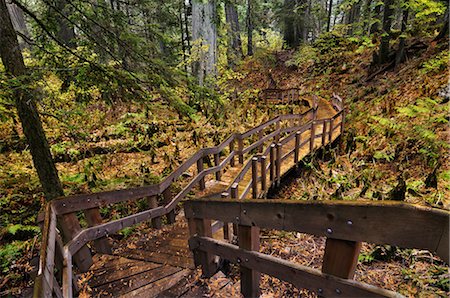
[230,139,235,167]
[322,238,361,279]
[276,143,282,187]
[238,137,244,164]
[294,131,301,166]
[329,118,334,143]
[84,208,112,254]
[231,183,239,199]
[260,156,267,196]
[310,121,316,152]
[251,157,258,199]
[163,187,176,224]
[275,121,280,143]
[59,213,93,273]
[189,218,217,277]
[197,157,205,190]
[220,193,231,241]
[147,196,162,229]
[62,248,73,298]
[322,120,327,146]
[269,144,275,185]
[230,183,239,239]
[214,153,222,181]
[238,225,260,298]
[258,130,264,153]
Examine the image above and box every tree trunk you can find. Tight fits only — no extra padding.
[370,2,382,34]
[361,0,373,35]
[53,0,76,47]
[192,0,217,85]
[247,0,253,56]
[6,2,30,49]
[395,8,408,68]
[434,6,449,41]
[379,0,394,64]
[225,0,243,66]
[0,0,64,201]
[283,0,307,47]
[326,0,333,32]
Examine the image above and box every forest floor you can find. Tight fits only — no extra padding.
[1,36,449,296]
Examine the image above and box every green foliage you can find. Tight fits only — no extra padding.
[420,51,450,74]
[0,241,28,274]
[285,45,318,68]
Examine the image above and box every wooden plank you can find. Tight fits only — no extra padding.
[123,268,191,298]
[87,258,162,287]
[84,207,112,254]
[276,143,282,186]
[214,153,222,181]
[269,144,275,185]
[190,237,401,298]
[238,137,244,164]
[197,157,205,190]
[322,238,361,279]
[230,139,235,167]
[67,206,166,256]
[238,226,260,298]
[147,196,162,229]
[188,218,217,277]
[184,199,449,260]
[91,264,182,297]
[163,187,176,224]
[260,156,267,195]
[59,212,93,272]
[294,131,301,165]
[251,157,258,199]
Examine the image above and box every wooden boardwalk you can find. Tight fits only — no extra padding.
[74,96,341,297]
[33,90,348,298]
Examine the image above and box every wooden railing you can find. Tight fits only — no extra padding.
[185,199,449,298]
[260,88,302,105]
[33,91,344,297]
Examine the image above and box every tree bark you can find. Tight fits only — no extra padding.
[0,0,64,200]
[434,6,449,41]
[379,0,394,64]
[6,2,30,49]
[326,0,333,32]
[247,0,253,56]
[370,2,382,34]
[283,0,307,47]
[52,0,76,47]
[395,8,408,68]
[225,0,243,65]
[192,0,217,85]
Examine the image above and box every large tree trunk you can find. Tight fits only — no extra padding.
[52,0,76,47]
[192,0,217,85]
[6,2,30,48]
[247,0,254,56]
[225,0,243,65]
[283,0,306,47]
[0,0,63,201]
[379,0,394,64]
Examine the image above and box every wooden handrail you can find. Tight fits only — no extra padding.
[185,199,449,297]
[34,90,343,297]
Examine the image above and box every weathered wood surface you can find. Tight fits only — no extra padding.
[184,199,450,262]
[189,236,403,298]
